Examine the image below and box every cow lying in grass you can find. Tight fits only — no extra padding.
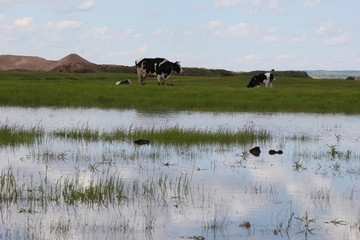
[135,58,183,85]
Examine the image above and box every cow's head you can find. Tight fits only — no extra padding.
[173,61,183,74]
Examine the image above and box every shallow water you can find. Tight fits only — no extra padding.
[0,107,359,240]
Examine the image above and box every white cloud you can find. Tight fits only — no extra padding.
[314,21,351,45]
[106,44,148,58]
[56,20,83,30]
[77,0,96,11]
[243,54,263,61]
[14,17,33,27]
[121,28,142,39]
[315,21,334,35]
[275,54,295,60]
[303,0,321,8]
[212,0,246,8]
[92,27,111,40]
[262,34,281,42]
[288,33,308,43]
[207,0,285,13]
[153,27,172,36]
[214,22,258,38]
[205,20,222,30]
[322,33,351,45]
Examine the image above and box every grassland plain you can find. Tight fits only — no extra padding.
[0,72,360,113]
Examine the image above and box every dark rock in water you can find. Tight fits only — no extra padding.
[269,150,283,155]
[249,146,261,157]
[133,139,150,145]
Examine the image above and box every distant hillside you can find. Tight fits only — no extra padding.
[0,55,56,72]
[307,70,360,79]
[99,65,310,78]
[238,70,311,78]
[0,54,100,73]
[0,53,317,78]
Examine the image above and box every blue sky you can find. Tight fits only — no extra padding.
[0,0,359,71]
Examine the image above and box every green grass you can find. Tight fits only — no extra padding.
[0,123,44,147]
[0,72,360,113]
[51,126,270,145]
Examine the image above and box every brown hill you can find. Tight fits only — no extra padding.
[0,55,56,72]
[49,54,101,73]
[0,53,100,73]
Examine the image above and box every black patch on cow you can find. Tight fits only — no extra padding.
[172,62,182,73]
[156,61,173,76]
[247,74,267,88]
[136,58,166,74]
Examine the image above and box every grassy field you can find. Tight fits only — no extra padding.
[0,71,359,113]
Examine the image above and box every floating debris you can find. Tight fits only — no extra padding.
[249,146,261,157]
[133,139,150,145]
[239,221,251,229]
[269,150,283,155]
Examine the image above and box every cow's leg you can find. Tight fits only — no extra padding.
[140,76,146,85]
[161,74,168,85]
[157,75,162,85]
[137,69,146,85]
[137,69,142,84]
[264,78,270,88]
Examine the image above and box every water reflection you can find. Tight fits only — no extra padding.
[0,107,359,240]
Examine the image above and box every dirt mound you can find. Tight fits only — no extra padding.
[0,55,56,72]
[50,54,101,73]
[0,53,100,73]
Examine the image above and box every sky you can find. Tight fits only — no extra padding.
[0,0,359,71]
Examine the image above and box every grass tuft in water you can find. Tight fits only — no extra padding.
[52,126,270,145]
[62,176,126,205]
[127,126,270,145]
[51,126,100,141]
[0,123,44,147]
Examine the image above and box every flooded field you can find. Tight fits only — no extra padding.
[0,107,359,240]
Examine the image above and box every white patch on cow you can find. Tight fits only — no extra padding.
[264,72,272,88]
[160,59,169,65]
[135,58,144,65]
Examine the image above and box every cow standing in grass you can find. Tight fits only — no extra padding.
[247,69,275,88]
[135,58,183,85]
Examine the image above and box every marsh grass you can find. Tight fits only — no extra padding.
[51,126,101,141]
[0,167,194,208]
[0,123,44,147]
[51,126,270,145]
[203,207,230,230]
[62,176,126,205]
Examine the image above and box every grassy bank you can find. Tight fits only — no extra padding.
[0,72,359,113]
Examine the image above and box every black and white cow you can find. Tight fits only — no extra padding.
[247,70,275,88]
[135,58,183,85]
